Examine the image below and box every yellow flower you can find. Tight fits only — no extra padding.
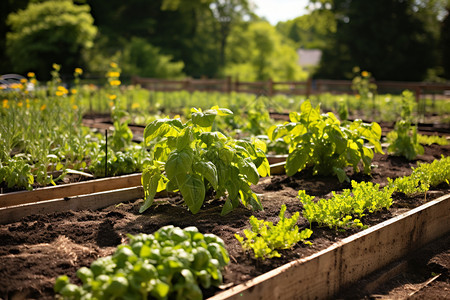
[110,62,118,68]
[108,94,117,100]
[355,94,361,99]
[53,63,60,71]
[361,71,369,77]
[30,79,37,85]
[74,68,83,75]
[72,104,78,110]
[107,71,120,78]
[131,103,140,109]
[109,101,114,107]
[56,86,68,96]
[17,102,23,108]
[40,104,46,111]
[10,83,23,89]
[0,86,5,90]
[27,72,35,78]
[20,78,27,84]
[110,80,121,86]
[2,99,9,109]
[71,89,77,94]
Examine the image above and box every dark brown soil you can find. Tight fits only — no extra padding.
[0,144,449,300]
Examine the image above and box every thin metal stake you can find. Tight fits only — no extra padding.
[105,129,108,177]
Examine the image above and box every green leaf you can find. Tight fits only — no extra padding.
[209,106,233,116]
[286,147,309,176]
[332,166,348,183]
[140,166,162,213]
[221,199,234,215]
[238,157,260,185]
[179,174,205,214]
[193,161,218,190]
[165,149,193,179]
[257,158,270,177]
[176,127,193,150]
[144,118,183,145]
[192,109,217,127]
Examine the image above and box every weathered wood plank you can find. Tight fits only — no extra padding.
[209,194,450,300]
[0,186,144,225]
[0,173,142,208]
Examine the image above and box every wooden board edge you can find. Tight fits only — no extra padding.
[0,186,144,225]
[208,193,450,300]
[0,173,142,208]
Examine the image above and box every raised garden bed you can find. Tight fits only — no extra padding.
[0,144,449,299]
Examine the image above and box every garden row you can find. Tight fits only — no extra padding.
[1,66,449,194]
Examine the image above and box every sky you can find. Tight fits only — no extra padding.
[251,0,309,25]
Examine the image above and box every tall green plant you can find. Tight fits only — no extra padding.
[387,90,424,160]
[268,100,383,182]
[141,106,270,215]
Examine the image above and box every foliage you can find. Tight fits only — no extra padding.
[416,134,449,146]
[140,106,270,215]
[118,37,185,79]
[268,100,383,182]
[387,155,450,196]
[235,204,313,260]
[351,67,377,101]
[387,90,424,160]
[89,147,149,177]
[387,132,449,146]
[313,0,443,80]
[54,225,229,300]
[6,0,97,78]
[298,180,395,230]
[225,21,308,81]
[276,11,336,49]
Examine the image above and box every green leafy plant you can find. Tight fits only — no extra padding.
[387,155,450,196]
[235,204,313,260]
[268,100,383,182]
[141,106,270,215]
[0,157,34,190]
[298,181,394,230]
[417,134,449,146]
[54,225,229,300]
[387,90,424,160]
[351,68,377,102]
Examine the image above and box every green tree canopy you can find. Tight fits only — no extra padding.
[312,0,445,81]
[6,0,97,78]
[276,10,336,49]
[225,21,308,81]
[118,37,185,79]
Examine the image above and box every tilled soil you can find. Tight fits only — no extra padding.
[0,144,449,299]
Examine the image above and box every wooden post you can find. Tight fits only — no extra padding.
[306,78,312,99]
[267,78,273,97]
[226,76,232,93]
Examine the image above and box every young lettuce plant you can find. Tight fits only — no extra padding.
[268,100,383,182]
[298,180,395,230]
[235,204,313,260]
[141,106,270,215]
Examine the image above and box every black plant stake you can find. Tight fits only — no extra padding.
[105,129,108,177]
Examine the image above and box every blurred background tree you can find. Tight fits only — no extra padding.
[0,0,449,81]
[310,0,448,81]
[6,0,97,79]
[225,21,307,81]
